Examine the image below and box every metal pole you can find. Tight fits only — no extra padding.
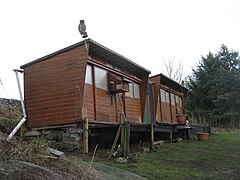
[7,69,27,141]
[13,69,26,117]
[7,117,27,141]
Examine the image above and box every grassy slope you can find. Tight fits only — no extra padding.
[99,132,240,179]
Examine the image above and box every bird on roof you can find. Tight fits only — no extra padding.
[78,20,88,38]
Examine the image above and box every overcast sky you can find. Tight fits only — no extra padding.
[0,0,239,99]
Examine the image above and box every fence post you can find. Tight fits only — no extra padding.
[150,124,154,150]
[121,119,130,157]
[82,109,88,154]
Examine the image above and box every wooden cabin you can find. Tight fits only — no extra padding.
[21,39,151,128]
[149,74,188,124]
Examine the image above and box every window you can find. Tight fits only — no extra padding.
[126,83,133,97]
[175,95,179,104]
[160,89,165,102]
[133,83,140,99]
[166,92,170,103]
[179,97,183,107]
[95,67,107,90]
[85,64,92,85]
[171,93,175,105]
[126,82,140,98]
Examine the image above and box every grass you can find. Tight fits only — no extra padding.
[95,132,240,179]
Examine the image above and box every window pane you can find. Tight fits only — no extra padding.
[85,64,92,85]
[179,97,183,107]
[133,83,140,99]
[171,93,175,105]
[126,83,133,97]
[95,67,107,90]
[160,89,165,102]
[166,92,170,103]
[175,95,179,104]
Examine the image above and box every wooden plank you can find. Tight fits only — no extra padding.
[107,124,122,160]
[125,121,130,156]
[169,128,173,143]
[150,123,154,150]
[83,117,89,154]
[121,120,130,157]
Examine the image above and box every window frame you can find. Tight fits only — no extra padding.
[95,66,108,90]
[85,64,93,85]
[160,89,166,102]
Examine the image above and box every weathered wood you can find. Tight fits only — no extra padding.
[24,130,41,137]
[122,120,130,157]
[169,128,173,143]
[150,124,154,150]
[83,117,89,154]
[107,124,122,160]
[22,38,152,129]
[24,46,88,128]
[47,147,65,157]
[90,144,98,167]
[121,123,125,154]
[150,74,188,125]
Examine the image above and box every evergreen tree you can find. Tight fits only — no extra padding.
[186,45,240,127]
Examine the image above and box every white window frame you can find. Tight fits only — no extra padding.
[125,82,133,97]
[95,66,108,90]
[160,89,166,102]
[133,83,140,99]
[85,64,93,85]
[171,93,175,105]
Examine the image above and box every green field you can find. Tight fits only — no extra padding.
[97,132,240,179]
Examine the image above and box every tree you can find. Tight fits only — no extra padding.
[186,45,240,127]
[163,56,184,83]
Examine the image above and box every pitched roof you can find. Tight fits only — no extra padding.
[21,38,151,78]
[150,73,188,91]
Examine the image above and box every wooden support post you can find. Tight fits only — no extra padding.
[121,123,125,155]
[83,117,89,154]
[187,129,190,140]
[107,124,122,160]
[125,121,130,156]
[82,109,89,154]
[121,120,130,157]
[150,124,154,150]
[122,121,130,157]
[169,128,173,143]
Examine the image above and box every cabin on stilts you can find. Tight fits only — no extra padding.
[20,39,151,129]
[148,73,188,125]
[20,39,190,153]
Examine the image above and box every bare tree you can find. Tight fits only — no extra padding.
[162,56,183,83]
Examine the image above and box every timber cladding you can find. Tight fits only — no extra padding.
[125,96,141,123]
[95,87,116,123]
[150,74,187,124]
[82,84,143,124]
[24,46,88,128]
[21,39,151,128]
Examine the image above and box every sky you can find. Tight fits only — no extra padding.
[0,0,239,99]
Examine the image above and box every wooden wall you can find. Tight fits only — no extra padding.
[95,87,117,123]
[24,44,149,127]
[82,80,143,124]
[24,46,88,128]
[150,75,187,124]
[81,55,149,124]
[82,84,94,120]
[125,96,142,123]
[161,102,171,123]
